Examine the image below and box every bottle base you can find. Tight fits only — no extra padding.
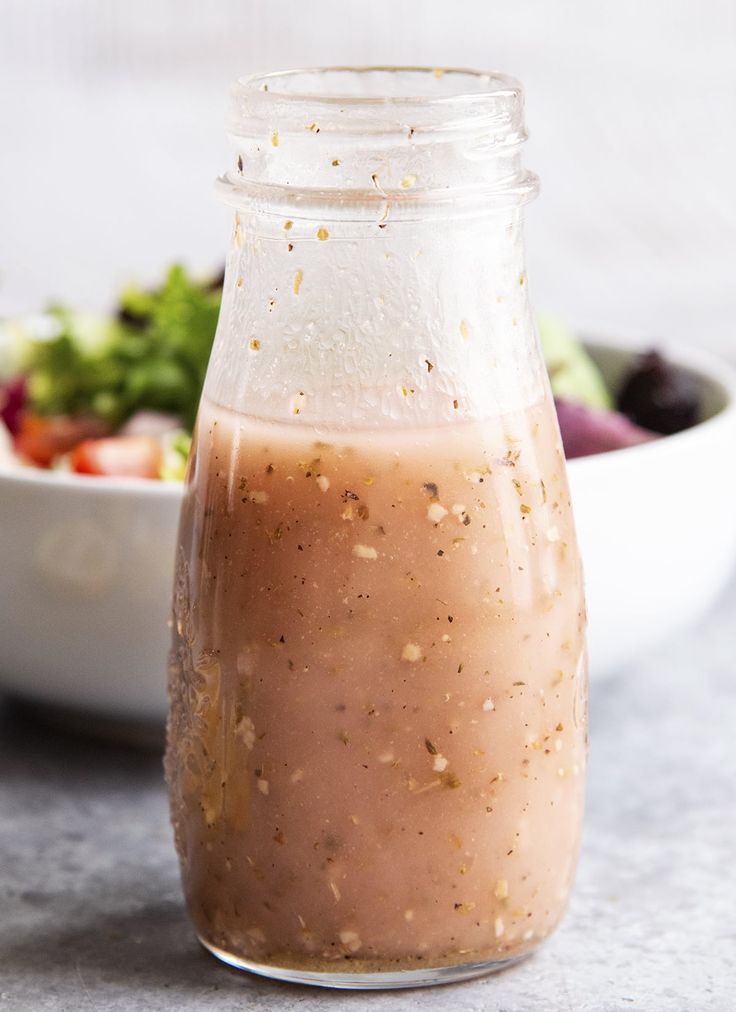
[199,936,530,990]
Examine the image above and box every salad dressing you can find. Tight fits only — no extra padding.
[167,394,586,972]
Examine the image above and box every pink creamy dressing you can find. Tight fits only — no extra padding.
[166,392,587,971]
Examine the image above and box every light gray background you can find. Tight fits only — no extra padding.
[0,0,735,355]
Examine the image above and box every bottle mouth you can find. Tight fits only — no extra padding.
[229,66,526,130]
[221,66,538,219]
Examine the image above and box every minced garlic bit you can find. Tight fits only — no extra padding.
[494,878,509,899]
[441,634,451,643]
[432,754,448,773]
[454,901,476,914]
[290,768,304,783]
[248,338,261,351]
[523,928,535,942]
[520,503,532,514]
[316,475,330,492]
[495,916,505,938]
[433,67,445,78]
[404,909,414,922]
[291,391,306,415]
[316,227,329,241]
[257,778,269,795]
[234,715,256,749]
[353,543,378,560]
[465,467,488,484]
[329,881,341,902]
[331,158,341,166]
[401,642,422,662]
[339,930,361,952]
[482,697,495,711]
[306,121,319,132]
[247,927,266,943]
[271,130,279,147]
[400,174,417,189]
[459,319,470,341]
[546,526,560,542]
[247,490,268,504]
[293,269,303,295]
[350,814,360,825]
[233,213,243,248]
[427,502,448,524]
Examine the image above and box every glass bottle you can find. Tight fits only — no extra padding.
[166,67,587,989]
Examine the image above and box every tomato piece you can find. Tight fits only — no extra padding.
[71,436,163,479]
[14,413,109,467]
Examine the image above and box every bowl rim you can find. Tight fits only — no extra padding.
[1,336,735,495]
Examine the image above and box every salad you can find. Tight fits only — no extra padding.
[0,266,220,479]
[0,266,702,479]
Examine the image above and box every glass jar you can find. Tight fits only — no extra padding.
[166,67,587,990]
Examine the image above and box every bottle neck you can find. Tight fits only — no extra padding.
[204,204,544,429]
[204,67,544,429]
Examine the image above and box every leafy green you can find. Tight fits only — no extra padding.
[159,431,193,482]
[537,313,613,411]
[23,265,221,430]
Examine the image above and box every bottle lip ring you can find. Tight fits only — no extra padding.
[232,65,523,108]
[228,66,526,138]
[215,171,539,221]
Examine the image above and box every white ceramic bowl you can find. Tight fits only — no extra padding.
[573,341,736,673]
[1,338,735,723]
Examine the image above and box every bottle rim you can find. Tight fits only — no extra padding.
[231,65,522,110]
